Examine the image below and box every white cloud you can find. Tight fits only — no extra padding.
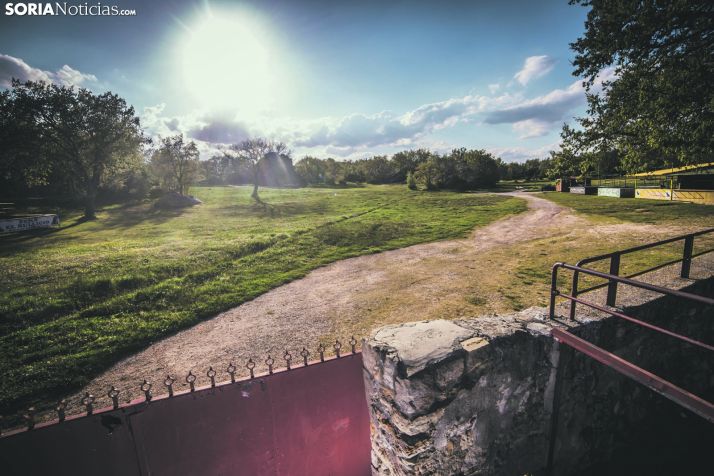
[484,67,615,138]
[488,83,501,94]
[52,64,97,87]
[487,143,559,163]
[0,53,97,88]
[514,55,556,86]
[512,119,552,139]
[140,59,616,160]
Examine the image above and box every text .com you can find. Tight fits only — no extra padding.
[4,2,137,16]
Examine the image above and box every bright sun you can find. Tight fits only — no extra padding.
[179,13,277,114]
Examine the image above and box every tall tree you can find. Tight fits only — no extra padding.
[229,138,290,202]
[568,0,714,172]
[151,135,201,195]
[0,80,146,218]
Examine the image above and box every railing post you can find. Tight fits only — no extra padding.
[549,264,560,319]
[606,253,621,307]
[569,270,579,320]
[681,235,694,279]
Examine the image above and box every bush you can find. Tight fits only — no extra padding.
[406,171,417,190]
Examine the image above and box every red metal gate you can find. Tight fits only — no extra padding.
[0,353,371,476]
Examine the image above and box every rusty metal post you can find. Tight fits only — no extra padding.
[681,235,694,279]
[549,264,560,319]
[568,269,579,320]
[606,253,621,307]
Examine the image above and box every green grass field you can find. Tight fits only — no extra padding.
[540,192,714,225]
[0,185,526,414]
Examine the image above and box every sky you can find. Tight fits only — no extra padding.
[0,0,596,162]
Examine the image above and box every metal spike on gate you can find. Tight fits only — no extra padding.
[108,386,120,409]
[24,407,35,430]
[186,371,196,392]
[81,393,95,416]
[265,355,274,375]
[207,367,217,388]
[246,358,256,379]
[300,347,310,367]
[318,343,326,362]
[164,375,175,397]
[56,399,67,421]
[141,380,153,402]
[350,336,357,354]
[227,362,237,383]
[334,339,342,358]
[284,350,292,370]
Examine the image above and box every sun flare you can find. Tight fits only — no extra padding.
[179,12,278,114]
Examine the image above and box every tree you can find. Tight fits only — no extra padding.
[568,0,714,173]
[0,80,146,219]
[392,149,432,182]
[229,138,290,202]
[448,148,500,189]
[406,171,417,190]
[295,156,326,185]
[150,135,200,195]
[360,155,397,184]
[414,157,442,190]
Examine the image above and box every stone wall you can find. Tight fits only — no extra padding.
[362,279,713,475]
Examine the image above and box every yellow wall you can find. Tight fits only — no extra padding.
[635,188,672,201]
[635,188,714,205]
[673,190,714,205]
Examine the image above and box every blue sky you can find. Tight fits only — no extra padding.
[0,0,595,161]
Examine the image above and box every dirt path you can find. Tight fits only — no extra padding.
[68,193,694,408]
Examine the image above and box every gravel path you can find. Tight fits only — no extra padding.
[66,193,708,410]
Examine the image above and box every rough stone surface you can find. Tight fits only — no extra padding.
[372,320,475,377]
[363,281,713,475]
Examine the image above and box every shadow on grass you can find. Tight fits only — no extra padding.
[0,202,190,255]
[306,183,366,189]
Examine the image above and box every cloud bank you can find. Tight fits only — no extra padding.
[0,53,97,88]
[3,52,613,162]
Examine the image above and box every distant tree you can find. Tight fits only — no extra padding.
[391,149,432,182]
[323,158,342,185]
[342,160,366,183]
[150,135,200,195]
[546,147,582,180]
[229,138,290,202]
[414,157,442,190]
[201,154,240,185]
[295,156,326,185]
[448,148,500,189]
[406,171,417,190]
[0,80,146,219]
[361,155,398,184]
[568,0,714,172]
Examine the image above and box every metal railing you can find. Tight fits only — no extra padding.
[547,261,714,423]
[565,228,714,319]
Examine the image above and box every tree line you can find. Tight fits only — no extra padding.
[0,79,544,220]
[204,148,550,189]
